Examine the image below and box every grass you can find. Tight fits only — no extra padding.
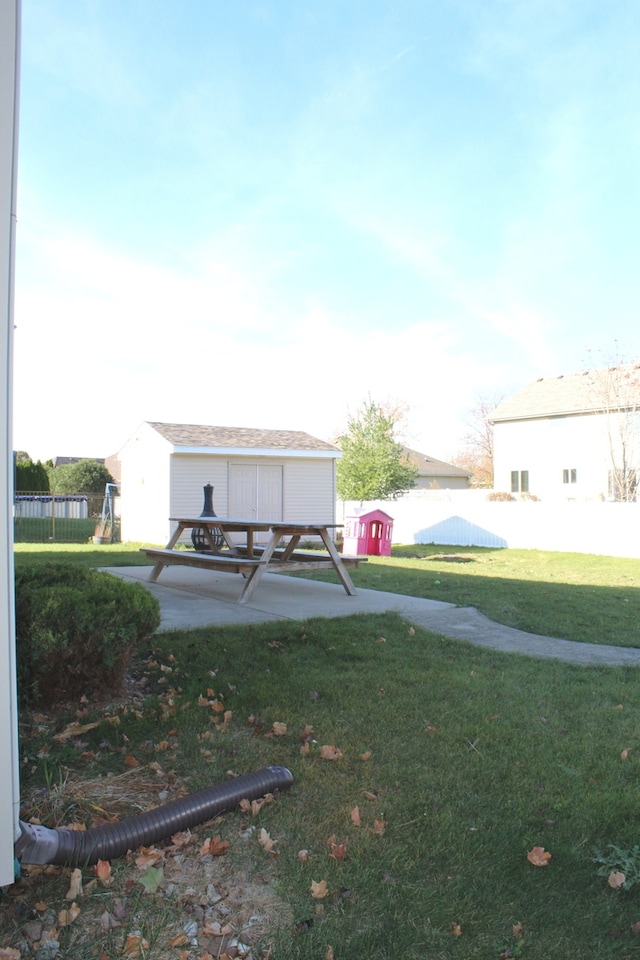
[6,542,640,959]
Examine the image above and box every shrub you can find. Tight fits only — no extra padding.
[486,491,515,501]
[15,562,161,707]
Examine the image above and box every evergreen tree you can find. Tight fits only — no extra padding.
[14,458,50,492]
[336,399,417,501]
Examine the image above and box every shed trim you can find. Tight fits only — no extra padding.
[170,446,341,459]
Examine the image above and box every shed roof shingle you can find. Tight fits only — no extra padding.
[489,365,640,422]
[147,422,339,452]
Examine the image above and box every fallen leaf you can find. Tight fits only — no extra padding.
[512,922,524,939]
[200,836,230,857]
[138,866,164,893]
[311,879,329,899]
[300,742,310,756]
[122,933,149,957]
[299,724,314,741]
[376,636,386,643]
[621,748,631,760]
[326,947,335,960]
[258,828,278,854]
[240,797,266,816]
[271,721,287,736]
[363,790,383,801]
[123,754,139,768]
[0,950,21,959]
[609,871,626,889]
[360,751,372,761]
[58,902,81,925]
[631,921,640,935]
[168,933,189,947]
[451,922,463,937]
[527,846,552,867]
[320,744,343,760]
[135,846,164,869]
[351,805,361,826]
[169,830,192,849]
[66,867,83,899]
[373,819,386,836]
[203,921,233,937]
[328,839,347,861]
[53,721,100,741]
[100,910,121,931]
[408,626,416,636]
[329,843,347,861]
[94,860,112,885]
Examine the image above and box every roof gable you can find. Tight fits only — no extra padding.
[146,421,339,453]
[490,365,640,422]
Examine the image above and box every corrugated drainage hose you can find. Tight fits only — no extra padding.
[15,765,293,867]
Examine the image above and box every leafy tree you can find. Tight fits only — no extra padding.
[47,459,114,494]
[14,458,50,492]
[336,399,418,501]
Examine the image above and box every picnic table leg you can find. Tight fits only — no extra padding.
[148,523,186,582]
[235,528,281,603]
[148,560,167,583]
[318,529,357,596]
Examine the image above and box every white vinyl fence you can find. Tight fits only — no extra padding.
[338,491,640,559]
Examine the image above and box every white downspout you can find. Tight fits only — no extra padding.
[0,0,21,887]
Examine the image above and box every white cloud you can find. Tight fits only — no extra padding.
[13,225,481,462]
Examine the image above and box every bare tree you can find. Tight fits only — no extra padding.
[452,393,503,488]
[586,363,640,502]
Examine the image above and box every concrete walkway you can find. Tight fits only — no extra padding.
[103,565,640,668]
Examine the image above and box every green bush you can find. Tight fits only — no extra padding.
[15,562,161,707]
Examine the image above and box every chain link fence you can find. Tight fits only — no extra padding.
[14,492,121,543]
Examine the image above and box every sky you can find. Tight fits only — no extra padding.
[11,0,640,464]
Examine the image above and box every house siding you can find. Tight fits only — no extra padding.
[493,413,621,501]
[282,457,336,523]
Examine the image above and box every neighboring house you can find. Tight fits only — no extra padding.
[118,421,341,544]
[401,447,471,490]
[489,365,640,501]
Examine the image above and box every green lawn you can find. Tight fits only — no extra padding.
[6,543,640,959]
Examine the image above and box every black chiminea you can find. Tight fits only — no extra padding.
[191,484,224,552]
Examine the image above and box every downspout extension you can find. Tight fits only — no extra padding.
[15,765,293,868]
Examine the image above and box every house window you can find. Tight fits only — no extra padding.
[562,468,577,484]
[511,470,529,493]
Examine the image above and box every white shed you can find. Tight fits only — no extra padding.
[118,421,341,545]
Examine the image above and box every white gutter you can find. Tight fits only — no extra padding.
[0,0,20,887]
[172,446,342,459]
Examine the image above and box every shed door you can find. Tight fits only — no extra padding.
[228,464,283,532]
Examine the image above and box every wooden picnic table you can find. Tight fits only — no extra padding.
[141,517,366,604]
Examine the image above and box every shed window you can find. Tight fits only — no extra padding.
[562,468,577,484]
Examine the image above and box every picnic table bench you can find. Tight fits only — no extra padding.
[140,517,367,604]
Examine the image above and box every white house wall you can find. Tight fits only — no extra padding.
[118,424,172,543]
[493,414,625,501]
